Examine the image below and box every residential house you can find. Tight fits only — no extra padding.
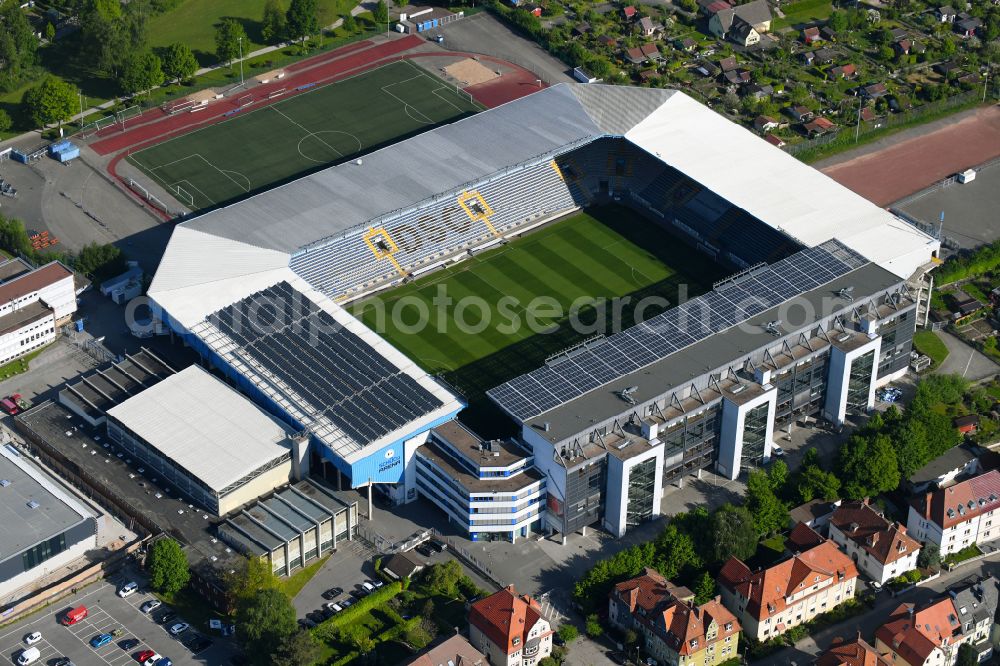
[469,585,553,666]
[803,26,822,44]
[937,5,957,22]
[890,27,909,41]
[830,63,858,79]
[697,0,732,16]
[828,499,921,584]
[955,415,980,436]
[803,117,836,136]
[935,61,960,77]
[764,133,785,148]
[788,105,814,122]
[754,115,778,132]
[675,37,698,52]
[874,577,998,665]
[894,38,912,56]
[696,61,720,77]
[407,634,488,666]
[802,51,817,65]
[955,15,982,37]
[860,107,876,123]
[786,521,827,552]
[862,83,888,99]
[383,551,426,580]
[709,0,771,45]
[638,69,658,83]
[815,635,891,666]
[717,539,858,641]
[743,83,774,100]
[625,46,647,64]
[813,47,837,64]
[623,4,637,20]
[719,56,738,72]
[640,42,661,61]
[789,499,841,534]
[637,16,656,36]
[907,444,981,493]
[906,469,1000,556]
[722,69,750,86]
[608,569,741,666]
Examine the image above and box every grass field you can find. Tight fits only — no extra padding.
[126,61,480,210]
[148,0,357,64]
[913,330,949,370]
[772,0,834,29]
[352,205,725,434]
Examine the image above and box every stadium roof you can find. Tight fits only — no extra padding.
[106,365,296,493]
[0,444,93,563]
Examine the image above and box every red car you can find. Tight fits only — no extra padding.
[136,651,156,664]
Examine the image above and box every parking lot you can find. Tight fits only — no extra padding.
[0,575,234,666]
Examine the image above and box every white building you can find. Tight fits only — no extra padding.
[0,444,97,604]
[469,585,553,666]
[828,499,921,584]
[105,365,308,516]
[0,259,76,366]
[907,469,1000,556]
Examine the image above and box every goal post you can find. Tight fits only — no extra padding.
[236,94,254,108]
[173,184,195,208]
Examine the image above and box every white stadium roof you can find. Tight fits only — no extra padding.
[106,365,295,493]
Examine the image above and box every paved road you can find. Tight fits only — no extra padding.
[936,330,999,380]
[761,554,1000,665]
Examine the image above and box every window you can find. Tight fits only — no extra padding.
[513,638,520,646]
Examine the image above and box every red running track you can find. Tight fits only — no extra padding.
[91,35,425,156]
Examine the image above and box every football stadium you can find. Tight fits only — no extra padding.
[148,84,940,544]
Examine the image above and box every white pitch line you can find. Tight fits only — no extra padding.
[270,105,344,158]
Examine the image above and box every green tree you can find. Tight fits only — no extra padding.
[373,0,389,27]
[342,13,358,32]
[956,643,978,666]
[80,0,149,78]
[120,50,164,97]
[421,598,435,618]
[768,459,789,492]
[693,571,717,605]
[0,4,38,83]
[838,433,900,499]
[573,541,654,612]
[653,524,701,579]
[22,76,77,129]
[161,42,198,83]
[557,625,579,643]
[286,0,319,42]
[797,464,841,502]
[746,469,788,536]
[917,542,940,569]
[45,22,56,42]
[269,629,322,666]
[585,613,603,638]
[227,555,280,603]
[215,18,247,66]
[236,587,297,666]
[74,242,126,284]
[828,10,848,33]
[147,538,190,595]
[0,109,11,133]
[262,0,287,43]
[711,504,758,563]
[424,560,463,597]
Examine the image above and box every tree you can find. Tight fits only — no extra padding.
[768,459,789,492]
[74,242,126,284]
[557,625,579,644]
[286,0,319,42]
[373,0,389,27]
[45,22,56,42]
[421,598,436,618]
[828,10,848,33]
[161,42,198,83]
[0,4,38,84]
[838,433,900,499]
[585,613,603,638]
[956,643,978,666]
[236,587,297,666]
[711,504,758,563]
[22,76,77,129]
[227,555,280,603]
[147,538,190,595]
[746,469,788,536]
[653,524,701,579]
[342,13,358,33]
[80,0,149,78]
[693,571,717,605]
[424,560,463,597]
[797,464,841,502]
[120,50,164,97]
[269,629,322,666]
[0,109,11,133]
[918,542,940,569]
[262,0,287,43]
[215,18,247,66]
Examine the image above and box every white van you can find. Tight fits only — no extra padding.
[117,581,138,598]
[17,647,40,665]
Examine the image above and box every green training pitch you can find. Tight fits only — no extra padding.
[126,61,480,211]
[351,205,727,434]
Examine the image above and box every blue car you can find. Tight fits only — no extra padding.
[89,633,114,648]
[156,659,172,666]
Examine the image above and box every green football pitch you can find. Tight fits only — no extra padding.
[351,205,727,433]
[126,61,481,210]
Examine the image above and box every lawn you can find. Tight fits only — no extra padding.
[772,0,835,30]
[279,555,329,599]
[127,60,479,210]
[0,344,53,381]
[148,0,359,65]
[913,330,949,369]
[351,204,724,434]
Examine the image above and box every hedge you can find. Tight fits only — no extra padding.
[313,581,404,639]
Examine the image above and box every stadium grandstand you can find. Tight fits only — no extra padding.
[149,83,940,540]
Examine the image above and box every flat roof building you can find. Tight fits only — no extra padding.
[105,365,306,516]
[0,259,77,366]
[0,444,97,604]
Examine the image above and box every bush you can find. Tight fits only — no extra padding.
[557,624,579,643]
[313,582,403,639]
[585,614,603,638]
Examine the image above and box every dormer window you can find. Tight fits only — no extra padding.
[689,639,698,649]
[725,623,733,631]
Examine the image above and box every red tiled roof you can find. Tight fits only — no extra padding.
[816,637,891,666]
[718,540,858,621]
[640,42,659,57]
[469,585,548,656]
[623,5,637,17]
[787,521,826,551]
[830,501,921,566]
[911,469,1000,529]
[875,599,960,665]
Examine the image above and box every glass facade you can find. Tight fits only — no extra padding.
[626,457,657,527]
[560,460,606,533]
[21,533,68,570]
[877,310,915,378]
[846,350,875,413]
[741,403,770,469]
[773,355,830,428]
[660,406,721,484]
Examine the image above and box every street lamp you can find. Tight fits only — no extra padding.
[237,36,244,87]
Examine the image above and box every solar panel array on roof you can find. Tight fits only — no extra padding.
[488,240,868,422]
[207,282,442,447]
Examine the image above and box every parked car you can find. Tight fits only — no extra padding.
[23,632,41,645]
[415,544,434,558]
[90,633,114,648]
[372,579,384,588]
[320,607,335,620]
[321,587,343,600]
[770,445,785,457]
[62,605,88,626]
[118,582,138,598]
[324,602,343,613]
[156,658,173,666]
[53,658,75,666]
[16,648,39,665]
[340,598,353,609]
[120,638,140,650]
[168,623,189,636]
[361,581,376,593]
[188,637,213,654]
[298,618,316,629]
[140,599,161,613]
[137,651,161,666]
[427,540,446,553]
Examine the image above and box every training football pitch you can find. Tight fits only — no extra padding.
[351,205,726,432]
[126,61,481,210]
